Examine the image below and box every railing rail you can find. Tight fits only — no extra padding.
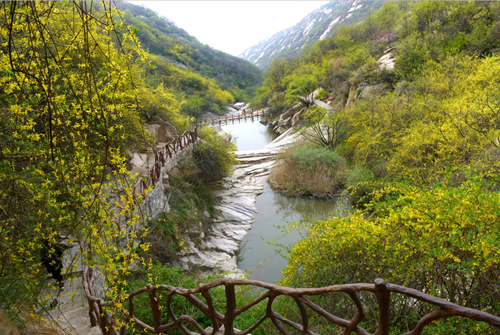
[132,128,198,199]
[109,128,198,230]
[82,275,500,335]
[205,110,264,125]
[82,128,198,329]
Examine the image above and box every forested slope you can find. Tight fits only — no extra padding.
[117,1,263,102]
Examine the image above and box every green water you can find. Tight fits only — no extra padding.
[221,119,348,283]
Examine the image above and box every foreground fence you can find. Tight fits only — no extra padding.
[82,272,500,335]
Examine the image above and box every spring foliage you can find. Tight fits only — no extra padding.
[0,0,152,327]
[279,174,500,332]
[192,127,237,182]
[255,1,500,332]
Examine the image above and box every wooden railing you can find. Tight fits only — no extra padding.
[205,110,264,125]
[82,274,500,335]
[104,128,198,231]
[132,128,198,198]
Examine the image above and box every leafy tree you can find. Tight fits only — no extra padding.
[301,106,348,150]
[0,0,150,327]
[285,75,319,107]
[138,83,188,130]
[182,95,205,125]
[264,58,292,96]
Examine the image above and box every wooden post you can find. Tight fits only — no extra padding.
[147,284,162,334]
[373,278,391,335]
[224,284,236,335]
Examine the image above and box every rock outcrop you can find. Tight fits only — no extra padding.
[153,116,178,143]
[378,47,395,70]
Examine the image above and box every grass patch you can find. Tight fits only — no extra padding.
[269,142,347,197]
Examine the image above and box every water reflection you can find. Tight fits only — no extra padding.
[219,119,349,283]
[220,118,277,151]
[237,182,347,283]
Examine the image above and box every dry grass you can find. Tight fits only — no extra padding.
[270,159,347,197]
[15,312,68,335]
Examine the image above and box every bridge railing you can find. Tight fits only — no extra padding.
[82,271,500,335]
[205,110,264,125]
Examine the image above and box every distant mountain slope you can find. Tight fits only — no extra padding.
[239,0,386,69]
[118,1,262,100]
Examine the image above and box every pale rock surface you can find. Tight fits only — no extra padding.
[378,47,395,70]
[313,99,334,111]
[143,123,160,141]
[171,128,300,276]
[153,116,178,142]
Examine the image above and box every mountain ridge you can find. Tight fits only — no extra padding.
[239,0,386,69]
[119,1,263,100]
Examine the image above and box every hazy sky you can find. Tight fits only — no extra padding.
[128,1,330,57]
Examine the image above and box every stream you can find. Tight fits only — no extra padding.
[221,118,348,283]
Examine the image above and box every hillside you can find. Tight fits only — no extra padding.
[255,1,500,332]
[239,0,386,69]
[117,1,263,101]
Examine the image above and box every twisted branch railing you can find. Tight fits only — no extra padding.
[81,128,198,325]
[82,274,500,335]
[103,128,198,231]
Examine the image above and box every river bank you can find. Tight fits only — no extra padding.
[170,126,298,277]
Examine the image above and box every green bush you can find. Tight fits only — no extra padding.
[269,142,347,197]
[344,164,375,187]
[193,127,237,182]
[289,142,341,168]
[278,173,500,334]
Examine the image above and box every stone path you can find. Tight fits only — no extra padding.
[38,275,101,335]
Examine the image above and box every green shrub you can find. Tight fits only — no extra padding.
[344,164,375,188]
[193,127,237,182]
[0,276,30,331]
[289,142,341,168]
[269,142,346,197]
[278,173,500,334]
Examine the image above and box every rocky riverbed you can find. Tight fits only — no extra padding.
[171,128,299,276]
